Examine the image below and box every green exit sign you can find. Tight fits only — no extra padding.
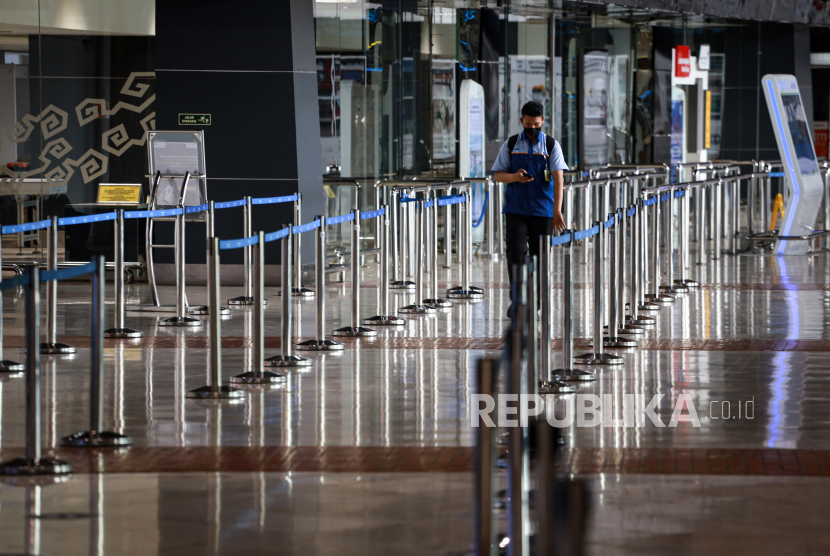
[179,113,211,125]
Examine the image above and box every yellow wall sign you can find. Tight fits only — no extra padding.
[97,184,142,204]
[704,90,712,149]
[179,113,211,125]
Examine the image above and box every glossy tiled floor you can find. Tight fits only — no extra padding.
[1,240,830,554]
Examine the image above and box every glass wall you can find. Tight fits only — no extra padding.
[1,1,155,263]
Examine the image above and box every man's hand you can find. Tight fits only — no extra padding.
[553,208,566,235]
[514,169,534,183]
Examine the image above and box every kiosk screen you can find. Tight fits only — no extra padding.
[781,93,819,175]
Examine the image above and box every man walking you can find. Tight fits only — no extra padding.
[492,101,568,319]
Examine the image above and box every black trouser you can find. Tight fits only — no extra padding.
[505,213,553,317]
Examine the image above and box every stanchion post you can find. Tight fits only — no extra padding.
[233,232,287,382]
[486,178,496,260]
[448,194,484,300]
[614,207,645,336]
[63,257,132,446]
[507,297,530,556]
[713,179,723,259]
[160,174,202,326]
[390,190,414,289]
[228,196,257,306]
[603,212,637,348]
[573,221,623,366]
[473,357,499,556]
[267,225,315,365]
[286,194,314,297]
[400,202,435,315]
[636,198,661,313]
[105,210,143,338]
[0,246,24,373]
[628,203,657,325]
[40,216,76,353]
[188,238,246,398]
[333,211,378,336]
[364,207,408,325]
[644,193,675,305]
[661,188,688,295]
[424,200,452,309]
[299,216,351,348]
[675,189,699,288]
[0,267,72,475]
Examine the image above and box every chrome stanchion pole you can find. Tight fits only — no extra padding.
[661,188,688,296]
[444,186,454,268]
[105,210,142,338]
[0,268,72,475]
[580,186,590,266]
[228,196,257,305]
[63,257,132,446]
[41,216,76,353]
[644,193,675,305]
[160,174,202,326]
[551,232,596,382]
[573,221,623,366]
[675,189,699,288]
[286,194,314,297]
[188,238,245,399]
[192,201,229,316]
[496,183,505,258]
[448,195,484,300]
[615,206,645,335]
[696,177,706,264]
[234,232,286,383]
[423,200,452,309]
[0,246,23,373]
[731,178,740,254]
[333,211,378,336]
[364,207,408,325]
[390,191,414,289]
[486,178,496,260]
[637,198,662,313]
[473,357,499,556]
[400,202,435,315]
[603,212,637,348]
[507,300,530,556]
[299,216,350,348]
[267,225,315,364]
[627,203,657,325]
[713,179,723,259]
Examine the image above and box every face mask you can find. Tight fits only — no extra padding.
[524,126,541,139]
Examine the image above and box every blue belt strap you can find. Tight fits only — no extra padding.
[58,212,117,226]
[252,195,298,205]
[2,219,52,235]
[0,273,30,291]
[360,208,385,220]
[769,172,785,178]
[41,260,98,282]
[185,203,209,214]
[643,197,658,207]
[574,225,600,241]
[219,235,260,250]
[627,206,637,217]
[551,232,572,246]
[214,199,247,210]
[293,219,321,234]
[125,208,182,219]
[327,212,355,225]
[264,227,291,243]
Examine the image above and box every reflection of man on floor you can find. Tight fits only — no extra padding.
[492,101,568,319]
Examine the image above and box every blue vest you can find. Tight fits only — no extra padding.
[503,133,556,217]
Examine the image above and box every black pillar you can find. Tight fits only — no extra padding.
[155,0,323,269]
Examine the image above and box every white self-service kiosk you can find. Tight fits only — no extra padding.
[763,75,824,255]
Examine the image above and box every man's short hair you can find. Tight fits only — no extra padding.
[521,101,544,118]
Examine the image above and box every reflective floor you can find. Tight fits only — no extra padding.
[1,241,830,554]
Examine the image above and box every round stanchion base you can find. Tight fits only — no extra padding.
[61,430,132,448]
[446,289,485,301]
[296,338,347,351]
[423,298,453,308]
[0,457,73,476]
[231,370,287,384]
[644,293,675,305]
[603,336,638,348]
[539,380,576,394]
[158,316,203,327]
[277,287,315,298]
[40,342,77,355]
[228,296,256,306]
[389,280,416,290]
[104,327,144,339]
[553,368,597,382]
[399,304,436,315]
[660,284,689,296]
[572,352,624,366]
[190,306,231,316]
[447,285,483,294]
[0,360,24,373]
[362,316,406,326]
[264,354,314,367]
[617,323,646,335]
[186,385,245,399]
[675,278,700,288]
[638,301,661,312]
[332,326,378,337]
[627,315,656,328]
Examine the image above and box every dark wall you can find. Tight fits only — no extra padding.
[155,0,324,265]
